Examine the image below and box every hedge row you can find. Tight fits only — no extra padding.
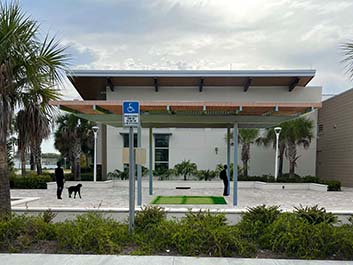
[0,205,352,259]
[10,174,52,189]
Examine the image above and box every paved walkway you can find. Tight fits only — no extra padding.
[1,254,353,265]
[10,180,353,211]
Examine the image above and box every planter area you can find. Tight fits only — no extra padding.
[239,181,328,191]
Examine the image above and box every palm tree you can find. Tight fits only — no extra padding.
[54,114,94,180]
[22,87,60,175]
[0,2,68,217]
[259,117,314,178]
[226,129,259,177]
[342,40,353,79]
[239,129,259,177]
[174,160,197,181]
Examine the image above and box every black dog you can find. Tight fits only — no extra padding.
[67,184,82,199]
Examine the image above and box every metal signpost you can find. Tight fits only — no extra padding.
[123,101,140,233]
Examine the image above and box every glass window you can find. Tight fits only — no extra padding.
[123,134,137,148]
[155,135,169,147]
[155,149,168,162]
[154,134,169,171]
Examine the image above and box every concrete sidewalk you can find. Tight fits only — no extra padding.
[1,254,352,265]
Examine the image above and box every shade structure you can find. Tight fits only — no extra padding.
[51,69,322,207]
[51,100,320,128]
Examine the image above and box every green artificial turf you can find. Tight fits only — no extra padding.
[151,196,227,205]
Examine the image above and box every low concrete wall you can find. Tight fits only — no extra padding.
[252,182,328,191]
[47,180,328,193]
[12,207,351,225]
[47,181,113,190]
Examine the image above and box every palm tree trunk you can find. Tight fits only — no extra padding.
[34,142,42,175]
[287,141,297,178]
[278,143,286,177]
[72,138,81,181]
[30,151,35,171]
[20,149,26,176]
[70,155,75,177]
[0,137,11,218]
[241,143,250,177]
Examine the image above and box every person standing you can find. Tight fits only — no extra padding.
[55,162,64,199]
[220,164,229,196]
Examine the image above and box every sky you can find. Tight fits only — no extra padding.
[18,0,353,153]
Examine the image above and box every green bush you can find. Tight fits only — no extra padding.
[0,214,58,251]
[302,175,320,183]
[293,205,337,225]
[334,224,353,259]
[172,211,255,257]
[238,205,281,241]
[10,173,51,189]
[262,213,336,259]
[158,169,175,180]
[56,213,129,254]
[322,180,341,191]
[174,160,197,180]
[196,169,217,181]
[134,207,172,254]
[135,206,166,230]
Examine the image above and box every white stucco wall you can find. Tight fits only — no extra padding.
[104,83,319,177]
[106,110,317,176]
[106,85,322,105]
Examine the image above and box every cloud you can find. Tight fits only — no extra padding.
[21,0,353,96]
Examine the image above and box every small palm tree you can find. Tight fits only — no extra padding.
[174,160,197,181]
[239,129,259,177]
[226,128,259,177]
[259,117,313,178]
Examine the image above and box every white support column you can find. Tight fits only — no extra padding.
[137,126,142,206]
[149,127,153,195]
[128,127,135,233]
[233,124,238,206]
[226,128,231,195]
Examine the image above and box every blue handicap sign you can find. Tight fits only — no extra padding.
[123,101,140,114]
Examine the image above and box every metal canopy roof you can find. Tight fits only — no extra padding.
[67,69,316,100]
[50,100,320,128]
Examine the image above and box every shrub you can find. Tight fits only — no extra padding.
[172,211,255,257]
[262,213,336,259]
[238,205,281,241]
[293,205,337,225]
[174,160,197,181]
[302,175,320,183]
[56,213,129,254]
[135,206,166,230]
[158,169,175,180]
[334,224,353,259]
[133,219,177,254]
[322,180,341,191]
[10,173,51,189]
[0,214,58,251]
[196,169,217,181]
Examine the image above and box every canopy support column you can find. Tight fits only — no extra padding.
[233,124,238,206]
[137,126,142,206]
[149,127,153,195]
[227,128,231,195]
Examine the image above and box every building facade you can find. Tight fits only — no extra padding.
[54,70,321,179]
[317,88,353,187]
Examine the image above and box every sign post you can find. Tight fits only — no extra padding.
[123,101,140,233]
